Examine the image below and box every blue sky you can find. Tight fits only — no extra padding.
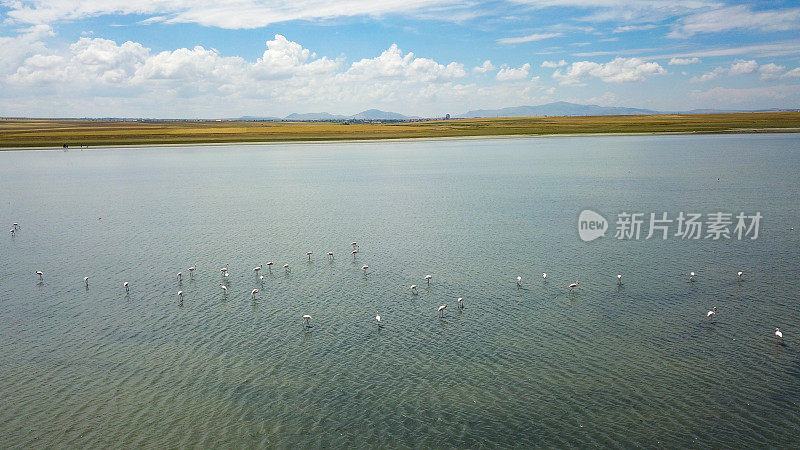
[1,1,798,118]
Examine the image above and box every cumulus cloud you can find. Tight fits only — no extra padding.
[473,60,495,74]
[758,63,785,81]
[496,63,531,81]
[783,67,800,78]
[250,34,338,79]
[669,5,800,38]
[0,25,55,75]
[690,67,725,83]
[344,44,465,82]
[729,59,758,76]
[497,32,562,45]
[668,57,700,65]
[552,57,666,85]
[541,59,567,68]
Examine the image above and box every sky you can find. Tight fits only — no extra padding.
[0,1,799,118]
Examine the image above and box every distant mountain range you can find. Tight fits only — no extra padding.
[234,102,797,122]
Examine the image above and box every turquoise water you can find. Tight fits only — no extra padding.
[1,134,799,447]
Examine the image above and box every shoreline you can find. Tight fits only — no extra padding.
[2,112,799,151]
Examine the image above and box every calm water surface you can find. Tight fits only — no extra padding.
[1,134,799,447]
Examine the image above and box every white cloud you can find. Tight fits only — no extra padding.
[0,25,54,75]
[473,60,495,73]
[783,67,800,78]
[344,44,465,83]
[541,59,567,68]
[511,0,717,24]
[690,67,725,83]
[553,57,666,85]
[587,91,617,106]
[613,24,656,33]
[497,32,562,45]
[758,63,785,81]
[496,63,531,81]
[250,34,338,80]
[669,5,800,38]
[668,57,700,66]
[729,59,757,76]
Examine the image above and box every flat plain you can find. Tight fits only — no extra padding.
[1,112,799,148]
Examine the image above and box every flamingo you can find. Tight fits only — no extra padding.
[251,288,259,299]
[327,252,334,259]
[12,223,19,230]
[219,284,227,293]
[351,242,358,249]
[352,250,359,259]
[425,275,432,286]
[457,297,464,308]
[410,285,418,295]
[690,272,696,282]
[438,304,447,317]
[775,327,783,343]
[617,274,622,285]
[253,264,262,273]
[569,281,578,291]
[737,271,743,280]
[707,306,717,322]
[542,273,547,281]
[516,276,522,287]
[267,261,274,272]
[36,270,43,280]
[375,311,381,327]
[362,265,369,274]
[283,264,290,272]
[307,252,313,261]
[177,290,183,300]
[303,314,312,328]
[259,274,264,283]
[84,276,89,287]
[124,282,129,293]
[10,229,14,235]
[188,265,196,278]
[177,272,182,282]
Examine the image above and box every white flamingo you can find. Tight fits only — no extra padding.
[267,261,274,271]
[303,314,312,328]
[36,270,43,280]
[283,264,290,272]
[351,242,358,249]
[327,252,334,259]
[775,327,783,343]
[457,297,463,308]
[259,274,264,283]
[516,276,522,287]
[10,229,14,235]
[254,264,262,273]
[375,311,381,327]
[352,250,359,259]
[219,284,227,293]
[362,265,369,274]
[617,274,622,285]
[707,306,717,322]
[12,223,19,230]
[690,272,696,282]
[124,282,129,293]
[737,271,743,280]
[307,251,313,261]
[410,285,418,295]
[177,272,182,282]
[251,288,259,299]
[177,290,183,300]
[569,281,578,291]
[188,265,196,277]
[438,304,447,317]
[84,276,89,287]
[542,273,547,281]
[425,275,432,286]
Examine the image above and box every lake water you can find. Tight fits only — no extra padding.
[1,134,799,447]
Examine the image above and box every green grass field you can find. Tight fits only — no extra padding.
[2,112,799,148]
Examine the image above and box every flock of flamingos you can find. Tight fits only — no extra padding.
[12,221,786,343]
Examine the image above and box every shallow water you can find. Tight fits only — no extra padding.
[1,134,799,447]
